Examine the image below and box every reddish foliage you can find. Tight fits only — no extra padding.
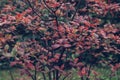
[0,0,120,80]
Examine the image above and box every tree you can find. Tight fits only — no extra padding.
[0,0,120,80]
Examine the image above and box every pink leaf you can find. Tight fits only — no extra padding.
[100,30,107,38]
[63,44,71,48]
[25,62,34,70]
[52,44,61,49]
[10,62,17,66]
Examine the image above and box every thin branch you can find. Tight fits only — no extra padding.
[58,48,65,63]
[26,0,41,17]
[8,69,14,80]
[62,73,71,80]
[71,0,81,21]
[86,64,92,80]
[42,73,46,80]
[55,15,59,27]
[25,69,35,80]
[48,72,52,80]
[55,48,65,80]
[42,0,60,27]
[55,70,59,80]
[34,65,37,80]
[8,60,14,80]
[42,0,55,14]
[26,0,56,22]
[53,70,56,80]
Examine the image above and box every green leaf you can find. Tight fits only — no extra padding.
[11,48,17,57]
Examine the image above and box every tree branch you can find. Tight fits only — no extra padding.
[26,0,41,17]
[71,0,81,21]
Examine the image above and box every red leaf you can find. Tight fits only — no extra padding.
[74,58,79,64]
[46,0,60,8]
[16,13,25,22]
[25,62,34,70]
[63,44,71,48]
[0,38,6,43]
[52,44,61,49]
[54,53,60,60]
[54,66,61,71]
[58,25,65,32]
[99,29,107,38]
[83,20,91,27]
[78,67,87,77]
[10,62,17,66]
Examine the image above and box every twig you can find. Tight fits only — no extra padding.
[42,0,55,14]
[62,73,71,80]
[53,70,56,80]
[71,0,81,21]
[55,48,65,80]
[8,60,14,80]
[26,0,57,22]
[8,69,14,80]
[34,65,37,80]
[48,72,52,80]
[55,15,59,27]
[86,64,92,80]
[42,73,46,80]
[26,0,41,18]
[42,0,59,27]
[115,71,119,80]
[55,70,59,80]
